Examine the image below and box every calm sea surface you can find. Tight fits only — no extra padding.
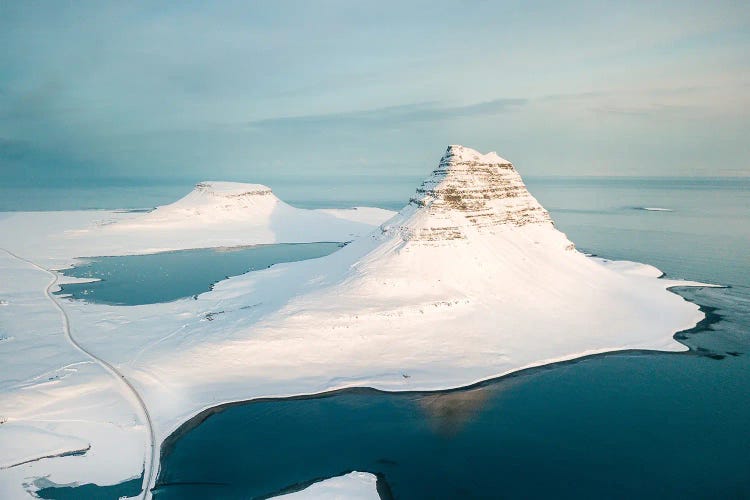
[16,177,750,499]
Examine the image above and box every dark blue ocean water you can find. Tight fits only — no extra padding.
[28,177,749,499]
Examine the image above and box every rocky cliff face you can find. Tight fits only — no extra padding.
[402,145,552,242]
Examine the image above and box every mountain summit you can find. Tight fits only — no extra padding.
[142,181,280,222]
[384,145,554,246]
[71,182,394,255]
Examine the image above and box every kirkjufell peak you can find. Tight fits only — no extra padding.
[401,145,552,243]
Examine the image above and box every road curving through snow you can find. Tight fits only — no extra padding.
[0,248,156,500]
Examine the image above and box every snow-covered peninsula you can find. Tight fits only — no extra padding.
[0,146,710,499]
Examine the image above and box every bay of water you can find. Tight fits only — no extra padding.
[55,243,344,306]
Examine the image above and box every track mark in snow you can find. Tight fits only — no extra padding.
[1,445,92,470]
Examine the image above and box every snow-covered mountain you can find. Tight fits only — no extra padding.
[108,180,393,241]
[0,182,394,265]
[126,181,390,226]
[403,144,551,243]
[135,181,282,224]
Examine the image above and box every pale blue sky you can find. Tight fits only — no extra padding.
[1,0,748,188]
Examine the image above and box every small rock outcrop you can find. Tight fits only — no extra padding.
[193,182,275,200]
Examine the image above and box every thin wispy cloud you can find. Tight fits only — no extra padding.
[591,104,695,117]
[248,98,527,129]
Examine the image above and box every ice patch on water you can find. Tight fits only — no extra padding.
[638,207,673,212]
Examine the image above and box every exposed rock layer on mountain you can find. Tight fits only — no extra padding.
[409,145,551,241]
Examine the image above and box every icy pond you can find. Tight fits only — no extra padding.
[55,242,344,305]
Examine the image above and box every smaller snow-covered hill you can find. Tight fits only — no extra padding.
[0,182,395,265]
[100,181,394,252]
[135,182,282,224]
